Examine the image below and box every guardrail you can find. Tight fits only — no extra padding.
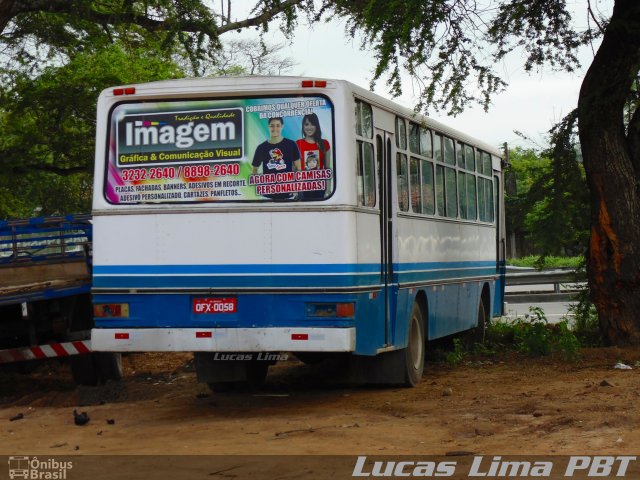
[505,268,585,303]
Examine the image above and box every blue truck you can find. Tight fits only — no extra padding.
[0,214,121,385]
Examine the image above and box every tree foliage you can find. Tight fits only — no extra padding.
[0,45,183,217]
[0,0,639,345]
[506,117,589,257]
[0,0,307,75]
[0,1,299,217]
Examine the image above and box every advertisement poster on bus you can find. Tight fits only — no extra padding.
[104,96,334,204]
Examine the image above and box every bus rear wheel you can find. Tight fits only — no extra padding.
[462,296,488,347]
[207,362,268,392]
[403,302,426,387]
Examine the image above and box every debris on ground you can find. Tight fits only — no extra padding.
[614,362,632,370]
[73,410,90,426]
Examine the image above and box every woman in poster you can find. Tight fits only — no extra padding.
[296,113,331,199]
[296,113,331,171]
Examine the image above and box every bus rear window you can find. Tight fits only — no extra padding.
[105,95,335,204]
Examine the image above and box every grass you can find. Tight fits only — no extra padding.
[433,303,603,367]
[507,255,583,269]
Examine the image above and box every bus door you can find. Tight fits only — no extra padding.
[494,171,506,316]
[375,129,395,346]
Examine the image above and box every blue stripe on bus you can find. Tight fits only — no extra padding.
[94,261,496,275]
[93,274,381,289]
[94,263,381,275]
[93,261,498,289]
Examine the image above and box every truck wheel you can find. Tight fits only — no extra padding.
[70,355,99,386]
[403,302,426,387]
[96,353,123,382]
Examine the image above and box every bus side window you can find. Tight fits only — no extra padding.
[396,153,409,212]
[357,141,376,207]
[443,137,455,166]
[478,177,493,222]
[409,123,420,154]
[420,127,432,158]
[486,177,494,222]
[422,160,435,214]
[467,173,477,220]
[458,172,468,219]
[456,141,465,168]
[483,151,492,175]
[409,157,421,213]
[477,177,485,220]
[476,149,484,174]
[396,117,407,150]
[433,134,442,162]
[465,145,475,171]
[435,165,445,216]
[355,100,373,138]
[458,171,478,220]
[444,166,457,218]
[493,175,499,223]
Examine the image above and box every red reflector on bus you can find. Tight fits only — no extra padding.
[301,80,313,88]
[292,334,309,341]
[196,331,212,338]
[337,303,355,317]
[115,333,129,340]
[314,80,327,87]
[113,88,124,95]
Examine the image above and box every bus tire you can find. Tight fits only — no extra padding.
[96,353,123,383]
[475,297,487,343]
[403,302,426,387]
[242,361,269,390]
[295,353,325,365]
[462,297,488,347]
[207,364,268,392]
[207,382,235,392]
[70,354,99,386]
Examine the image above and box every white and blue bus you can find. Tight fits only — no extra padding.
[91,76,506,388]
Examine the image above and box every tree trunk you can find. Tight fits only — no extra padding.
[577,0,640,345]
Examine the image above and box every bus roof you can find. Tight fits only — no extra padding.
[102,75,503,158]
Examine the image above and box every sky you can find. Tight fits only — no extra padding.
[227,1,612,150]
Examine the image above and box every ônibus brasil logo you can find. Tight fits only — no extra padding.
[8,456,73,479]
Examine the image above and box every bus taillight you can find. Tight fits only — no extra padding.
[336,303,355,317]
[94,303,129,317]
[113,87,136,95]
[306,302,355,318]
[301,80,326,88]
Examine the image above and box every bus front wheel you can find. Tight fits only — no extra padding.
[403,302,426,387]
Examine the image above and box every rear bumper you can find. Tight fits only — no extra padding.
[91,327,356,352]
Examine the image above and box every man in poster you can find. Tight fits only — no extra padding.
[251,116,301,200]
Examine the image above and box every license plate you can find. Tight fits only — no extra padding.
[193,297,237,314]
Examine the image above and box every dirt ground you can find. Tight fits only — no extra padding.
[1,347,640,457]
